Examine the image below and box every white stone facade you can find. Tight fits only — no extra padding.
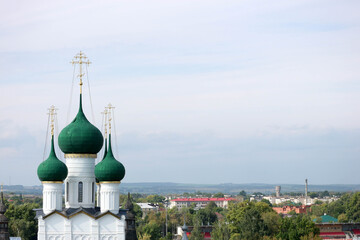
[65,156,97,208]
[100,183,120,214]
[38,212,126,240]
[42,182,63,215]
[38,154,127,239]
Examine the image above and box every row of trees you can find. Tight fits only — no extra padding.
[311,192,360,223]
[134,199,320,240]
[134,192,360,239]
[4,199,40,240]
[3,192,360,240]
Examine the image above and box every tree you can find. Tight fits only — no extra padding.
[345,192,360,222]
[141,222,162,240]
[146,195,165,204]
[189,218,203,240]
[213,192,224,198]
[261,198,272,207]
[211,220,230,240]
[337,213,348,223]
[226,201,273,240]
[239,191,246,197]
[277,214,319,240]
[5,202,39,240]
[261,211,281,237]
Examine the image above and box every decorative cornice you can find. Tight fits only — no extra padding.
[42,181,63,184]
[64,154,97,158]
[100,181,121,184]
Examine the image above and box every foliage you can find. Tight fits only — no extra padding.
[238,190,246,197]
[189,218,203,240]
[211,220,230,240]
[277,214,319,240]
[226,201,276,240]
[213,192,224,198]
[5,201,40,240]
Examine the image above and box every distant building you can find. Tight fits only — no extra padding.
[170,198,236,209]
[272,205,310,215]
[275,186,281,198]
[176,225,212,240]
[316,222,360,239]
[136,203,159,217]
[314,214,338,223]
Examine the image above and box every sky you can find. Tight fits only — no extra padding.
[0,0,359,186]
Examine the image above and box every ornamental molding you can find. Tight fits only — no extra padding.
[65,154,97,158]
[100,181,121,184]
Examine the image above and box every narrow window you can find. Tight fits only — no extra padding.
[92,182,95,203]
[66,182,69,202]
[78,182,83,203]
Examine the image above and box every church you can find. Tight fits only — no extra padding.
[35,52,137,240]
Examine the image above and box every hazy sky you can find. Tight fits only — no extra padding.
[0,0,359,186]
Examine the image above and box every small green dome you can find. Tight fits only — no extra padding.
[58,95,103,154]
[95,134,125,182]
[37,136,68,181]
[95,138,107,183]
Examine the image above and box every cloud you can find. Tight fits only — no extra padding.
[113,128,360,185]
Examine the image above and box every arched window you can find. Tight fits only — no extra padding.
[66,182,69,202]
[92,182,95,203]
[78,182,83,203]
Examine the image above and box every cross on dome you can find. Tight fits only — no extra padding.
[70,51,91,94]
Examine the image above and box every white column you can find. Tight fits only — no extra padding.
[117,216,126,240]
[96,183,101,207]
[42,182,63,215]
[100,182,120,214]
[37,216,46,240]
[65,155,96,208]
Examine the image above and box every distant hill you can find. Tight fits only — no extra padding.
[6,182,359,195]
[119,182,360,194]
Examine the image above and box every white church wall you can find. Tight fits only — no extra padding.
[65,157,96,208]
[39,212,126,240]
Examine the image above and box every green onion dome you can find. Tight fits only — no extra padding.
[95,134,125,182]
[37,136,68,181]
[58,95,103,154]
[95,139,107,183]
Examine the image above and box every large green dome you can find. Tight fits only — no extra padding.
[58,95,103,154]
[95,134,125,182]
[37,136,68,181]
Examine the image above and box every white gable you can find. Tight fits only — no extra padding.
[99,214,119,234]
[71,213,93,233]
[45,213,66,233]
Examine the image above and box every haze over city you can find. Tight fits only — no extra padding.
[0,0,359,185]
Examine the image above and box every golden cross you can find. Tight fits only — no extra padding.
[48,105,58,136]
[71,51,91,94]
[106,104,115,134]
[101,109,108,138]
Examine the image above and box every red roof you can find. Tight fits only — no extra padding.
[171,197,236,202]
[353,229,360,234]
[185,232,211,237]
[319,232,346,236]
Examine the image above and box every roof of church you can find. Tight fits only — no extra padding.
[0,190,8,222]
[58,94,103,154]
[37,136,68,182]
[35,207,127,220]
[94,134,125,182]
